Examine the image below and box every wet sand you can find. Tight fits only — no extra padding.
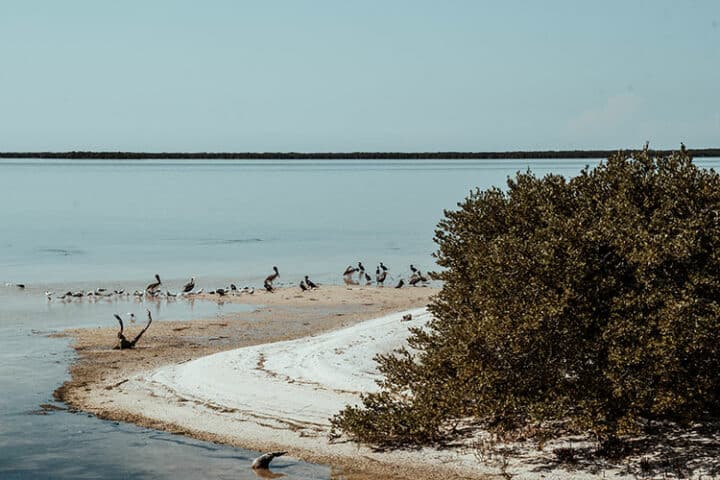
[55,286,469,480]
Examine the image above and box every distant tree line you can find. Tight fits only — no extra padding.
[0,149,719,160]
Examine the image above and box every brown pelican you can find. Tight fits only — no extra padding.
[114,310,152,350]
[395,278,404,288]
[376,267,387,286]
[251,451,287,470]
[265,266,279,285]
[304,276,318,289]
[146,274,161,293]
[182,276,195,293]
[343,265,357,276]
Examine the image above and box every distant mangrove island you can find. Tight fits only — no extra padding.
[1,148,719,160]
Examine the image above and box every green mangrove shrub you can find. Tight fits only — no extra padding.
[331,149,720,447]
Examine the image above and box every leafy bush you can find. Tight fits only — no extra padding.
[330,149,720,447]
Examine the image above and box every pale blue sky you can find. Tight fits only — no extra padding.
[0,1,718,151]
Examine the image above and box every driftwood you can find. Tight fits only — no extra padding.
[251,451,287,469]
[114,309,152,349]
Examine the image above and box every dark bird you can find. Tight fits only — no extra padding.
[409,273,421,286]
[343,265,358,276]
[379,262,388,272]
[364,272,372,284]
[230,283,237,291]
[410,264,418,273]
[264,280,274,292]
[681,142,687,153]
[216,288,226,296]
[402,313,412,321]
[304,276,318,289]
[395,279,404,289]
[16,284,25,289]
[251,451,288,470]
[265,266,280,285]
[299,280,308,291]
[146,274,162,293]
[182,276,195,293]
[358,262,365,274]
[418,271,428,283]
[376,267,387,286]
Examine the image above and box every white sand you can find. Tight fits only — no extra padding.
[146,307,429,429]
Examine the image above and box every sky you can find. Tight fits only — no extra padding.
[0,1,718,152]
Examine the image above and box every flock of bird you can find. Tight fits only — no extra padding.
[9,262,430,304]
[342,261,429,288]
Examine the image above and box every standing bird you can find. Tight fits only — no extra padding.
[379,262,388,272]
[146,274,162,294]
[410,264,418,274]
[343,265,358,276]
[251,451,287,470]
[264,280,274,292]
[395,279,405,288]
[358,262,365,274]
[299,280,308,291]
[304,275,318,289]
[364,272,372,284]
[182,276,195,293]
[265,266,280,285]
[376,267,387,286]
[409,273,421,286]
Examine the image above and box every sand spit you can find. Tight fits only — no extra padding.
[56,286,719,479]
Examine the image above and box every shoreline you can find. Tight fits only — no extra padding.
[55,286,464,480]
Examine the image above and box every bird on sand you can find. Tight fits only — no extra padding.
[304,275,318,289]
[265,266,280,285]
[376,267,387,286]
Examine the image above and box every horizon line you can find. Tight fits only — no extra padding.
[1,148,719,160]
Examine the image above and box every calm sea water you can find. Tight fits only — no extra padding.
[2,158,718,479]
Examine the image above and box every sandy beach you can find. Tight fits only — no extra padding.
[55,286,459,479]
[54,285,719,480]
